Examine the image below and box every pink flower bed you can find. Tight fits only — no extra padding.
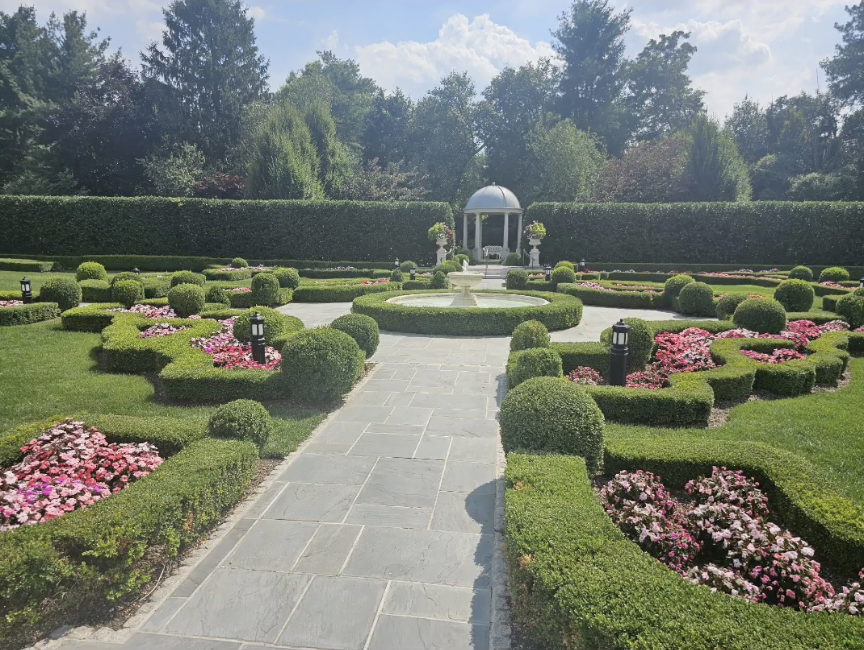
[566,320,850,391]
[0,420,162,532]
[109,304,201,320]
[359,278,389,286]
[600,468,864,615]
[138,322,189,339]
[0,301,24,308]
[574,282,660,294]
[189,317,280,370]
[226,287,251,293]
[819,281,851,290]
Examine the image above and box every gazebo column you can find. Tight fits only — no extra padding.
[463,213,469,250]
[474,214,483,262]
[516,213,523,253]
[503,212,510,253]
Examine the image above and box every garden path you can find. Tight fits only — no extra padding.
[54,303,702,650]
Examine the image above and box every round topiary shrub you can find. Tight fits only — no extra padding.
[399,260,417,272]
[274,267,300,289]
[505,269,529,290]
[510,320,550,351]
[110,271,143,286]
[662,274,694,307]
[554,261,575,271]
[430,270,449,289]
[76,261,108,282]
[551,266,576,285]
[167,283,205,317]
[40,277,81,311]
[716,294,748,320]
[111,280,144,308]
[677,282,716,317]
[836,294,864,329]
[231,257,249,268]
[170,271,205,288]
[774,279,815,312]
[232,306,300,345]
[819,267,850,283]
[251,272,280,305]
[207,399,272,451]
[789,265,814,282]
[331,313,380,357]
[499,376,604,469]
[733,298,787,334]
[390,269,404,282]
[205,285,230,305]
[281,328,365,403]
[510,347,563,387]
[435,260,462,275]
[504,252,521,266]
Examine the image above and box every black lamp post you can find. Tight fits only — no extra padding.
[20,277,32,304]
[609,319,630,387]
[132,267,140,275]
[544,265,552,282]
[250,312,266,364]
[394,258,400,269]
[410,267,416,281]
[578,259,587,273]
[860,277,864,290]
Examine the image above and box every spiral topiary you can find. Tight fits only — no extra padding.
[716,294,749,321]
[500,376,605,469]
[733,298,787,334]
[819,267,850,283]
[551,266,576,286]
[40,277,81,311]
[170,271,206,288]
[331,313,380,357]
[232,306,301,345]
[274,267,300,289]
[677,282,716,317]
[251,272,280,305]
[788,266,814,282]
[167,283,205,317]
[231,257,249,268]
[207,399,272,450]
[281,328,365,403]
[773,279,815,312]
[510,347,563,387]
[662,274,694,308]
[76,261,108,282]
[506,269,529,290]
[510,320,550,351]
[111,280,144,308]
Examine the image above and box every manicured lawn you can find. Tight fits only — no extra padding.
[0,270,80,292]
[0,319,326,457]
[605,357,864,504]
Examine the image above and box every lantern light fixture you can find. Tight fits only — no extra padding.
[250,311,266,365]
[410,267,416,281]
[860,277,864,290]
[20,277,33,304]
[394,258,400,269]
[578,259,587,273]
[609,319,630,386]
[544,265,552,282]
[132,267,140,275]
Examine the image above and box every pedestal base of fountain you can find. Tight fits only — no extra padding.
[450,288,479,307]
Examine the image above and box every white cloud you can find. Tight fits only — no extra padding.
[355,14,554,96]
[323,29,339,51]
[248,5,266,21]
[136,19,163,43]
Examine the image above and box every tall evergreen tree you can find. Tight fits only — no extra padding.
[552,0,631,153]
[822,1,864,106]
[688,114,751,201]
[141,0,269,162]
[362,89,413,167]
[726,96,769,165]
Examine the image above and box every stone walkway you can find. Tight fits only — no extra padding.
[53,302,698,650]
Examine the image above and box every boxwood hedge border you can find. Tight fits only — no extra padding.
[294,282,401,303]
[0,302,59,326]
[352,290,583,335]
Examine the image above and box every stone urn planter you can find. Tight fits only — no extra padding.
[436,236,448,265]
[528,237,542,268]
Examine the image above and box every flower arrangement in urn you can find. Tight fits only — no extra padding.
[523,221,546,241]
[427,222,455,245]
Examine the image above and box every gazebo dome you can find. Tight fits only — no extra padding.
[464,184,522,213]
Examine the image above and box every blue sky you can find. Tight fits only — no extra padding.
[0,0,854,118]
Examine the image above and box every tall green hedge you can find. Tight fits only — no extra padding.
[528,202,864,265]
[0,196,453,262]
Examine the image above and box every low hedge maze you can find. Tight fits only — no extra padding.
[0,302,59,326]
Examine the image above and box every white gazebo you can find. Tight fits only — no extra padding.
[463,184,524,262]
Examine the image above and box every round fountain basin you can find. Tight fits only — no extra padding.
[386,293,549,309]
[447,272,484,290]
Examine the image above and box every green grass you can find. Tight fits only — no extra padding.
[0,270,79,292]
[606,357,864,504]
[0,319,326,456]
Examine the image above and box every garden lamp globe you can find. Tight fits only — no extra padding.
[609,319,630,386]
[20,277,32,304]
[410,267,416,281]
[250,312,266,364]
[544,265,552,282]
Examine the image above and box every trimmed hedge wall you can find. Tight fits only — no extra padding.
[0,302,59,326]
[556,282,658,309]
[0,416,257,644]
[293,283,400,303]
[528,202,864,265]
[0,257,53,272]
[0,196,453,262]
[504,452,864,650]
[353,290,583,335]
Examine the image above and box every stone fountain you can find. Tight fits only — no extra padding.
[447,261,484,307]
